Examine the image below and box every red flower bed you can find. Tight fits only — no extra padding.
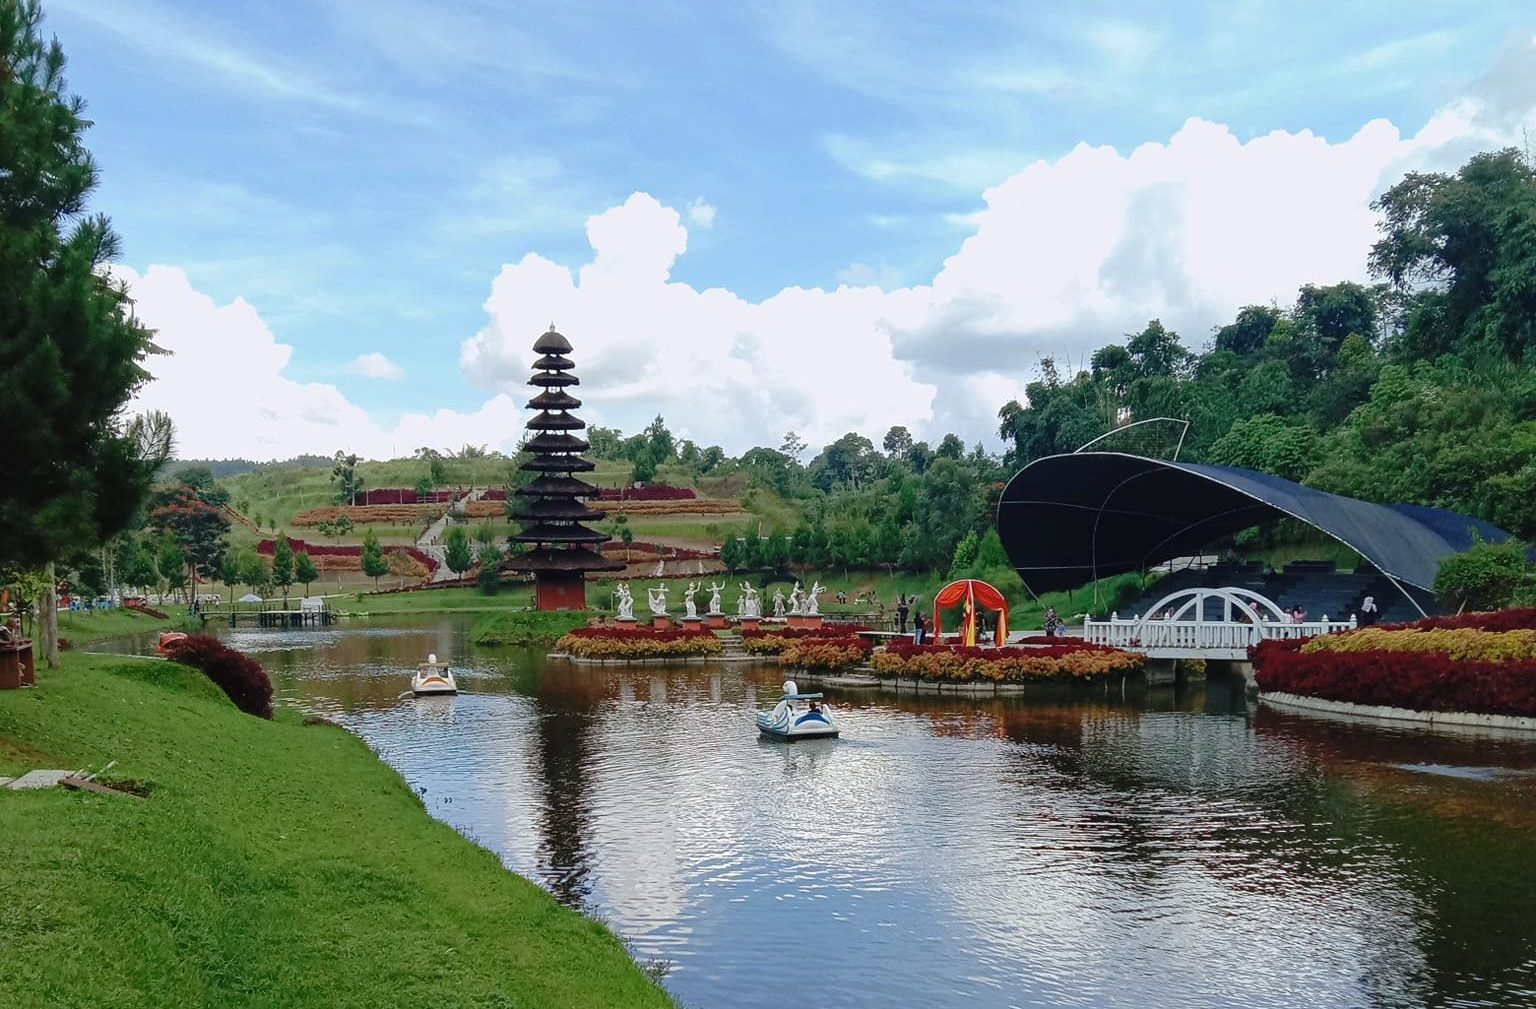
[351,488,463,505]
[481,489,508,501]
[1251,637,1536,718]
[885,640,1127,661]
[566,626,715,641]
[600,540,717,561]
[257,536,439,573]
[742,625,872,639]
[595,485,697,501]
[163,634,273,719]
[1389,609,1536,632]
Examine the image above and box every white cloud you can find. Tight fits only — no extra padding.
[120,45,1536,462]
[685,198,717,230]
[118,266,526,460]
[346,352,405,380]
[461,85,1534,455]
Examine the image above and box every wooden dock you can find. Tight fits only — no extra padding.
[200,608,335,628]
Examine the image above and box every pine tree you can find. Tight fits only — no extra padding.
[360,529,387,590]
[293,552,318,595]
[271,533,294,605]
[0,1,170,572]
[443,525,473,577]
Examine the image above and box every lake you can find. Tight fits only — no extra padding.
[102,617,1536,1008]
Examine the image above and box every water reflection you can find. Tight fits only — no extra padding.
[95,619,1536,1009]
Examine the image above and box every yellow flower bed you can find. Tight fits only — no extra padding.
[555,633,722,659]
[869,648,1140,682]
[1303,627,1536,662]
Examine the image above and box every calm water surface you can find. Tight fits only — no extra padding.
[109,618,1536,1008]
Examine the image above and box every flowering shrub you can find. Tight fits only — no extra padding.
[1304,626,1536,661]
[870,641,1142,682]
[352,489,462,505]
[1251,637,1536,717]
[778,638,872,671]
[596,485,697,501]
[557,627,722,659]
[589,499,740,516]
[164,634,274,719]
[258,536,438,573]
[294,504,439,526]
[742,626,874,654]
[1390,609,1536,632]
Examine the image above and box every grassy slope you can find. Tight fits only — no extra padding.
[0,653,672,1009]
[346,585,538,615]
[57,604,189,645]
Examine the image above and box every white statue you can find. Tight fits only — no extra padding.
[707,581,725,614]
[683,582,699,619]
[788,581,803,616]
[806,580,824,616]
[772,587,786,617]
[616,583,634,620]
[741,582,761,618]
[647,584,669,616]
[653,558,664,577]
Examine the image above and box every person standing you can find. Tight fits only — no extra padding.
[1359,597,1379,627]
[897,596,910,635]
[913,611,926,645]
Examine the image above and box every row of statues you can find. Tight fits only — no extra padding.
[613,580,824,619]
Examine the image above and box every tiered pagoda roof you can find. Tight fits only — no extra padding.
[507,326,623,577]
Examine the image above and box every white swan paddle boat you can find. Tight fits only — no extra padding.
[757,680,839,740]
[412,653,458,696]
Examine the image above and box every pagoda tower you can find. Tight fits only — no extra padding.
[508,326,623,610]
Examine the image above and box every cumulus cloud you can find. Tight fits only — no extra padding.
[346,352,405,380]
[122,42,1536,462]
[461,76,1534,452]
[685,197,717,229]
[119,266,527,460]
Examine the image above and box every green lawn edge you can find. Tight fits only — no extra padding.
[0,653,674,1009]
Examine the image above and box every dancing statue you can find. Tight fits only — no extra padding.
[805,580,824,617]
[615,583,635,620]
[772,587,787,617]
[788,581,803,616]
[740,582,761,618]
[707,581,726,614]
[736,587,748,616]
[683,582,699,619]
[647,584,669,617]
[653,558,665,578]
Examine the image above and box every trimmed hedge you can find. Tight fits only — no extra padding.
[1252,638,1536,718]
[778,637,873,671]
[872,640,1142,682]
[557,627,722,659]
[164,634,274,719]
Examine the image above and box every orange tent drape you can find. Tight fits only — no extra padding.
[931,579,1009,646]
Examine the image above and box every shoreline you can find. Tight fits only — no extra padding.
[0,652,674,1008]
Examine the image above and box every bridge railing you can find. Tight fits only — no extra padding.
[1083,614,1356,652]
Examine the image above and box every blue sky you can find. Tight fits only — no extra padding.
[43,0,1536,458]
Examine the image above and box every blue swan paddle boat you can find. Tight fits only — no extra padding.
[757,680,840,740]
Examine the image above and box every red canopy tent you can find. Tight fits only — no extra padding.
[931,579,1009,646]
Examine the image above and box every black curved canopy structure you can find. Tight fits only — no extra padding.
[997,453,1513,600]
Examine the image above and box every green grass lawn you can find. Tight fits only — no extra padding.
[57,604,190,645]
[0,653,673,1008]
[345,585,538,616]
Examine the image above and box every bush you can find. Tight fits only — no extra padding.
[1434,538,1531,611]
[741,625,873,654]
[476,564,502,595]
[1251,637,1536,718]
[870,640,1142,682]
[164,634,273,719]
[557,627,722,659]
[778,638,872,671]
[472,611,588,647]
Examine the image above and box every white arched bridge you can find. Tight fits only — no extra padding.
[1082,586,1356,661]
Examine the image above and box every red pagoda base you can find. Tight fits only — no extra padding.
[535,575,588,612]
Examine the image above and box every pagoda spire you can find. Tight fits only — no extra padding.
[507,325,622,610]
